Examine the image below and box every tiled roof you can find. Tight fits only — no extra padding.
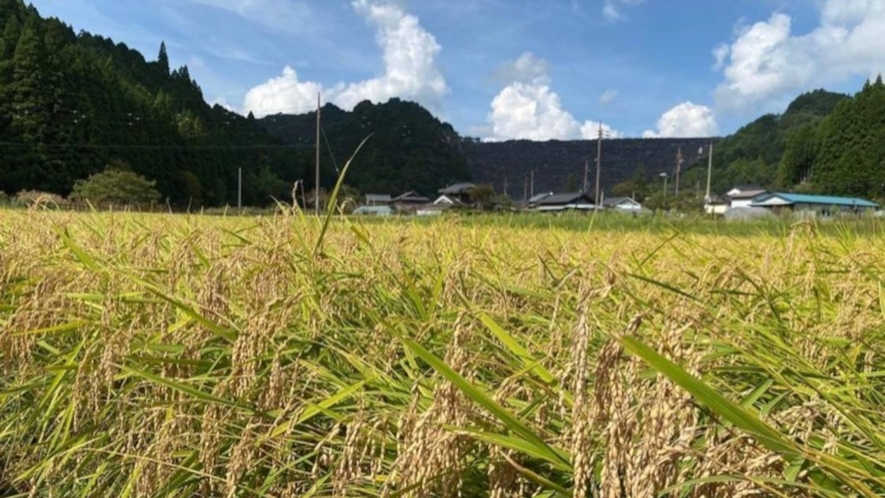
[753,193,879,208]
[538,192,595,206]
[438,183,476,195]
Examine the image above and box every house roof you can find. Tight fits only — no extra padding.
[438,182,475,195]
[752,193,879,208]
[538,192,596,206]
[528,192,554,203]
[729,189,769,200]
[365,194,392,202]
[603,197,640,207]
[434,195,464,205]
[393,191,431,203]
[731,184,763,191]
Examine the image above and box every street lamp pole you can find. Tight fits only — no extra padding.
[660,172,669,197]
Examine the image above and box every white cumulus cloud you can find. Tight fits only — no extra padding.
[643,102,718,138]
[714,0,885,110]
[241,0,447,117]
[485,52,620,141]
[492,52,550,84]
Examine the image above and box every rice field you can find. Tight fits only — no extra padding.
[1,209,885,497]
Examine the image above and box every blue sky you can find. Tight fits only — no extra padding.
[27,0,885,140]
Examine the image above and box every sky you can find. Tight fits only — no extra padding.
[26,0,885,140]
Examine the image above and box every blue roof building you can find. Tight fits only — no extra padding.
[751,193,879,213]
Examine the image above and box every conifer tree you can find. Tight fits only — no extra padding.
[157,41,169,75]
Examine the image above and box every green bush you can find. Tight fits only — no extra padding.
[70,168,161,207]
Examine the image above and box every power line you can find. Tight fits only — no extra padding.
[321,126,340,176]
[0,142,297,150]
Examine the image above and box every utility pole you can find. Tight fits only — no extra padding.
[523,175,528,205]
[315,92,321,215]
[503,177,508,197]
[705,141,714,202]
[674,146,683,197]
[530,170,535,198]
[237,167,242,210]
[583,157,589,192]
[595,123,603,210]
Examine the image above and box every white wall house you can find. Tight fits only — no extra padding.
[602,197,643,213]
[726,185,769,209]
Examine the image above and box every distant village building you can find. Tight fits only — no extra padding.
[603,197,643,213]
[416,195,466,216]
[438,183,475,204]
[352,205,394,216]
[726,185,769,209]
[365,194,392,206]
[536,192,596,212]
[751,193,879,216]
[527,192,554,209]
[392,191,431,212]
[704,196,729,215]
[433,195,464,206]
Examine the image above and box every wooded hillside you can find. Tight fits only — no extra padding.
[0,0,301,207]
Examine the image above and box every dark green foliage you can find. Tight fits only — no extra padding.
[680,89,850,195]
[0,0,298,207]
[810,79,885,199]
[777,125,818,187]
[157,41,169,75]
[69,166,160,206]
[258,99,472,196]
[468,183,495,209]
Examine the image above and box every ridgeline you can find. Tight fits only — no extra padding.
[1,0,883,206]
[462,138,713,197]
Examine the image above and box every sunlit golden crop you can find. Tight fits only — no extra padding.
[2,209,884,497]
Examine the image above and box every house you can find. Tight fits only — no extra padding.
[365,194,392,206]
[392,191,431,205]
[392,191,431,213]
[526,192,554,208]
[438,182,475,204]
[536,192,596,212]
[433,195,465,206]
[751,193,879,215]
[704,195,729,215]
[603,197,643,213]
[416,205,449,216]
[726,185,769,209]
[415,195,467,216]
[352,205,394,216]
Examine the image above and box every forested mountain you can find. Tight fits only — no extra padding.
[258,99,472,195]
[2,0,881,207]
[778,79,885,199]
[0,0,302,207]
[678,89,851,195]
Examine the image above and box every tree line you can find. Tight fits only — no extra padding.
[0,0,305,208]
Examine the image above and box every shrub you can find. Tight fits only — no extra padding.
[70,168,161,207]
